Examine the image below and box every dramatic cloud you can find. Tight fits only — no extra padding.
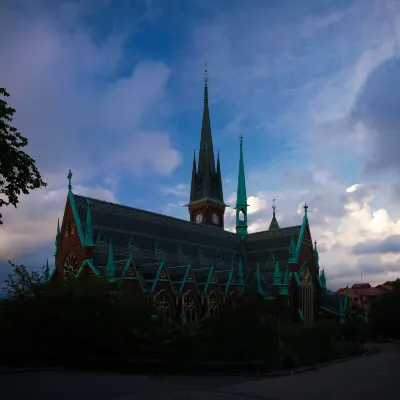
[0,0,181,264]
[2,0,400,292]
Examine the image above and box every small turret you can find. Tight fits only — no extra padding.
[235,136,248,238]
[273,260,282,286]
[314,240,320,269]
[279,267,290,296]
[85,199,94,247]
[288,233,296,263]
[320,269,327,289]
[269,198,280,230]
[106,239,115,280]
[55,218,61,255]
[44,258,50,282]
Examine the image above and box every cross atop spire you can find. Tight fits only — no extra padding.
[304,202,308,215]
[269,197,280,230]
[67,169,73,191]
[204,61,209,85]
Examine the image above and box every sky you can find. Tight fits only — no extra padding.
[1,0,400,292]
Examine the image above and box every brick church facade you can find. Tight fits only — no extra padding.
[46,68,348,325]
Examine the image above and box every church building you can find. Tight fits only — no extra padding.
[46,68,348,325]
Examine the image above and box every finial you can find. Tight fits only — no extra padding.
[239,135,243,146]
[67,169,73,190]
[304,202,308,215]
[204,61,208,85]
[314,240,317,247]
[272,197,276,215]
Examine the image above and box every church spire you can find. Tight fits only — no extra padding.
[269,198,280,230]
[186,63,226,228]
[235,136,248,238]
[189,63,223,204]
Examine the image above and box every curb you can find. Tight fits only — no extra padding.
[208,352,369,378]
[0,352,369,376]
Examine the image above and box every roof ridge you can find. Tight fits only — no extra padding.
[75,194,235,239]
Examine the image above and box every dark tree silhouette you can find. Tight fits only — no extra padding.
[0,88,47,224]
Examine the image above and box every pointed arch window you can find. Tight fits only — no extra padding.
[183,291,200,322]
[208,292,220,317]
[154,290,174,319]
[300,264,314,326]
[239,209,245,221]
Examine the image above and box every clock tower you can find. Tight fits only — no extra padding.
[185,65,226,228]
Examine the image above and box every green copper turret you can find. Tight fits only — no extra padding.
[235,136,248,238]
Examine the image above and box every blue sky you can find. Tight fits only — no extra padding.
[1,0,400,292]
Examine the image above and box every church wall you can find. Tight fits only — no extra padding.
[55,197,93,279]
[121,279,143,295]
[293,238,323,322]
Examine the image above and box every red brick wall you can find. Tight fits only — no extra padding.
[55,196,92,279]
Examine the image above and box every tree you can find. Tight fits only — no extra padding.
[370,279,400,338]
[2,261,44,300]
[0,88,47,224]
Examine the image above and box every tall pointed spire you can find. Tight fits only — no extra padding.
[186,63,226,228]
[235,135,248,238]
[269,198,280,230]
[191,62,220,201]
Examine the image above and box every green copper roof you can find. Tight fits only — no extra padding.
[236,136,247,207]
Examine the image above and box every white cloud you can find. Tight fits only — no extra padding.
[161,183,190,197]
[0,2,180,179]
[0,183,117,260]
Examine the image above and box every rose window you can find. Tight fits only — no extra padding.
[63,253,78,278]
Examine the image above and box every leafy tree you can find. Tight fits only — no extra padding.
[2,261,44,300]
[0,88,47,224]
[370,279,400,338]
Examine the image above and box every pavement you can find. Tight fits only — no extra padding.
[1,343,399,399]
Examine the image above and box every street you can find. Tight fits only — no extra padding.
[1,344,399,399]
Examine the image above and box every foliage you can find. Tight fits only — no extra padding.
[0,262,364,370]
[0,88,47,225]
[3,261,44,300]
[370,279,400,338]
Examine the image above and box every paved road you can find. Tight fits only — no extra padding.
[1,344,399,399]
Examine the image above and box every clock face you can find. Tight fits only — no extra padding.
[196,213,203,223]
[212,213,219,224]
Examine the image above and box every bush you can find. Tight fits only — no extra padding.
[0,263,364,370]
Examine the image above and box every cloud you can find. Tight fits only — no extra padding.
[0,184,117,261]
[353,235,400,255]
[0,1,180,179]
[0,1,182,264]
[350,56,400,176]
[161,183,190,197]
